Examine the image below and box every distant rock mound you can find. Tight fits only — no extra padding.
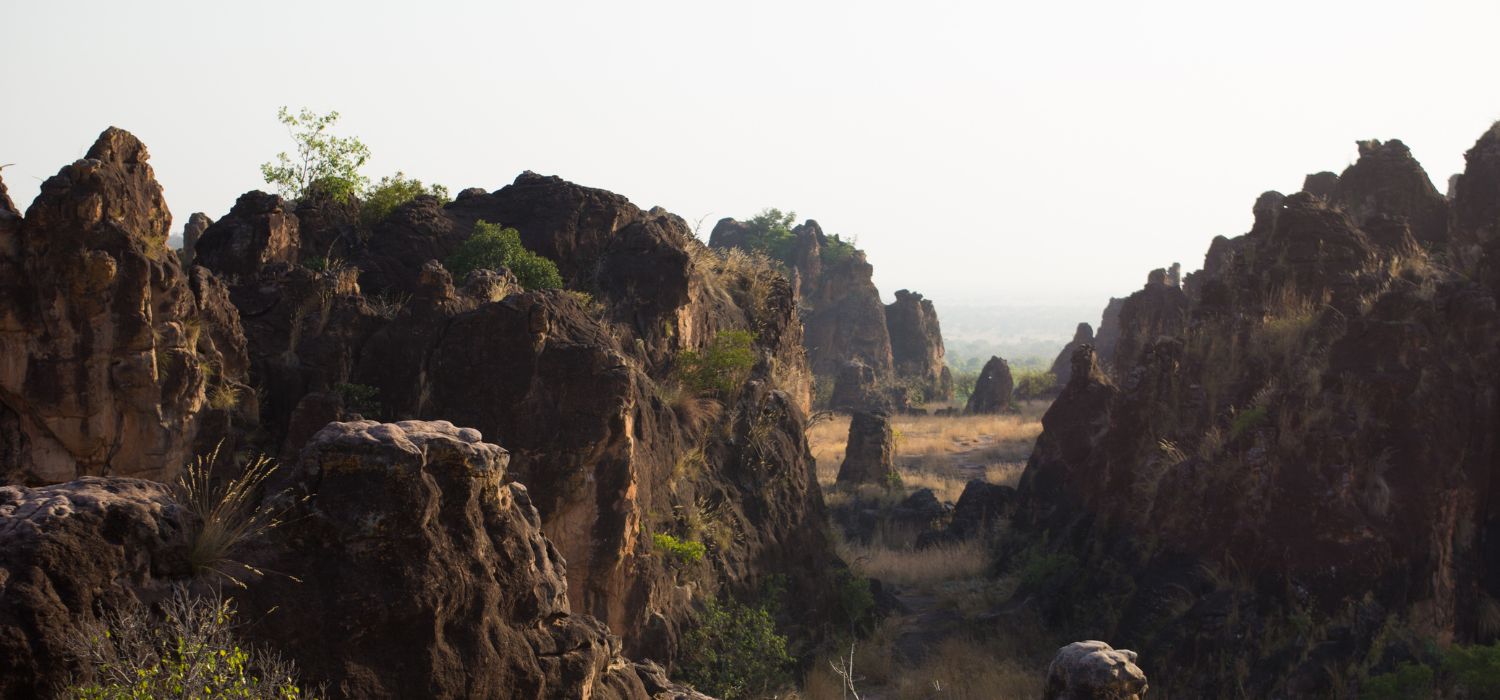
[885,289,954,401]
[965,355,1014,414]
[0,127,249,485]
[1048,322,1094,387]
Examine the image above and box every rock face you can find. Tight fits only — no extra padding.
[1014,127,1500,697]
[1049,323,1094,387]
[238,420,706,700]
[885,289,953,401]
[193,171,838,665]
[1092,297,1124,364]
[0,128,249,485]
[1044,641,1148,700]
[964,356,1014,414]
[193,190,300,279]
[0,477,195,699]
[0,427,712,700]
[836,411,897,485]
[709,218,895,393]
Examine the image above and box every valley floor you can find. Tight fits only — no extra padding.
[797,403,1062,699]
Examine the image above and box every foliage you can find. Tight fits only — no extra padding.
[834,569,876,632]
[445,221,563,290]
[739,208,799,264]
[653,533,707,564]
[176,446,285,585]
[1012,369,1057,400]
[677,330,758,396]
[820,233,858,265]
[1230,406,1269,441]
[300,256,327,272]
[360,172,450,226]
[1016,547,1082,592]
[67,587,316,699]
[260,107,370,201]
[950,369,980,404]
[334,382,381,418]
[677,597,793,700]
[1362,641,1500,699]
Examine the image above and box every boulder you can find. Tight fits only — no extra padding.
[965,356,1014,414]
[1044,641,1148,700]
[885,289,953,401]
[0,127,247,484]
[837,411,897,485]
[0,477,196,697]
[949,479,1016,539]
[237,420,705,700]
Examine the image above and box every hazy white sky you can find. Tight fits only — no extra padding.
[4,0,1498,306]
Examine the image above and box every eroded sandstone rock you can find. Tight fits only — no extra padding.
[837,411,897,485]
[965,355,1014,414]
[885,289,953,401]
[1044,641,1148,700]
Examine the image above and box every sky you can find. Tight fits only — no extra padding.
[4,0,1499,310]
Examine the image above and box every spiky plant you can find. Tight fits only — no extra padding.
[175,445,287,586]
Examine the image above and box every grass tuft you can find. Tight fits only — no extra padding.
[176,445,288,586]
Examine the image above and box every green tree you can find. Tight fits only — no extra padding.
[361,172,451,226]
[445,220,563,290]
[676,330,758,396]
[741,208,799,263]
[676,597,792,699]
[260,107,371,200]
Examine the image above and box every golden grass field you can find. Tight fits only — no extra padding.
[793,401,1054,699]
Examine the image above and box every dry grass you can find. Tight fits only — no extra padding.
[176,446,288,585]
[796,634,1044,700]
[837,536,991,588]
[810,408,1045,496]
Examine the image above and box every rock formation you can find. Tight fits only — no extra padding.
[178,211,211,266]
[964,355,1014,414]
[1048,322,1094,387]
[0,424,712,700]
[836,411,897,485]
[194,190,300,278]
[0,128,249,485]
[1013,125,1500,697]
[709,218,895,394]
[1092,297,1124,364]
[885,289,953,401]
[1043,641,1148,700]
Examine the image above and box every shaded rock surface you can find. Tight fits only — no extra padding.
[0,128,249,485]
[965,355,1014,414]
[239,420,708,700]
[836,411,897,485]
[1049,323,1094,388]
[1014,126,1500,697]
[885,289,953,401]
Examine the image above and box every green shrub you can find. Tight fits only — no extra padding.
[301,256,328,272]
[361,172,450,226]
[1361,641,1500,698]
[677,597,793,700]
[820,233,858,265]
[445,221,562,290]
[260,107,370,201]
[740,208,799,264]
[335,382,381,418]
[1363,661,1435,700]
[1442,641,1500,696]
[67,587,316,699]
[1013,369,1057,400]
[1016,548,1082,591]
[677,330,758,396]
[653,533,706,564]
[1230,406,1269,441]
[950,368,980,404]
[834,569,876,632]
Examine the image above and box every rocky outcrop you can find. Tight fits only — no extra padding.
[178,212,211,266]
[0,426,712,700]
[964,356,1014,414]
[195,171,836,666]
[194,190,299,279]
[238,420,708,699]
[0,477,194,699]
[1044,641,1148,700]
[710,217,894,389]
[1012,126,1500,697]
[836,411,897,485]
[885,289,953,401]
[1049,323,1094,387]
[1092,297,1124,364]
[0,128,248,485]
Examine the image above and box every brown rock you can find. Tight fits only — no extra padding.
[1049,323,1094,387]
[179,211,211,265]
[1336,138,1450,249]
[0,127,245,484]
[836,411,897,485]
[965,356,1014,414]
[194,190,300,279]
[885,289,953,401]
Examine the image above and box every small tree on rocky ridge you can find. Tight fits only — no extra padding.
[260,107,371,200]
